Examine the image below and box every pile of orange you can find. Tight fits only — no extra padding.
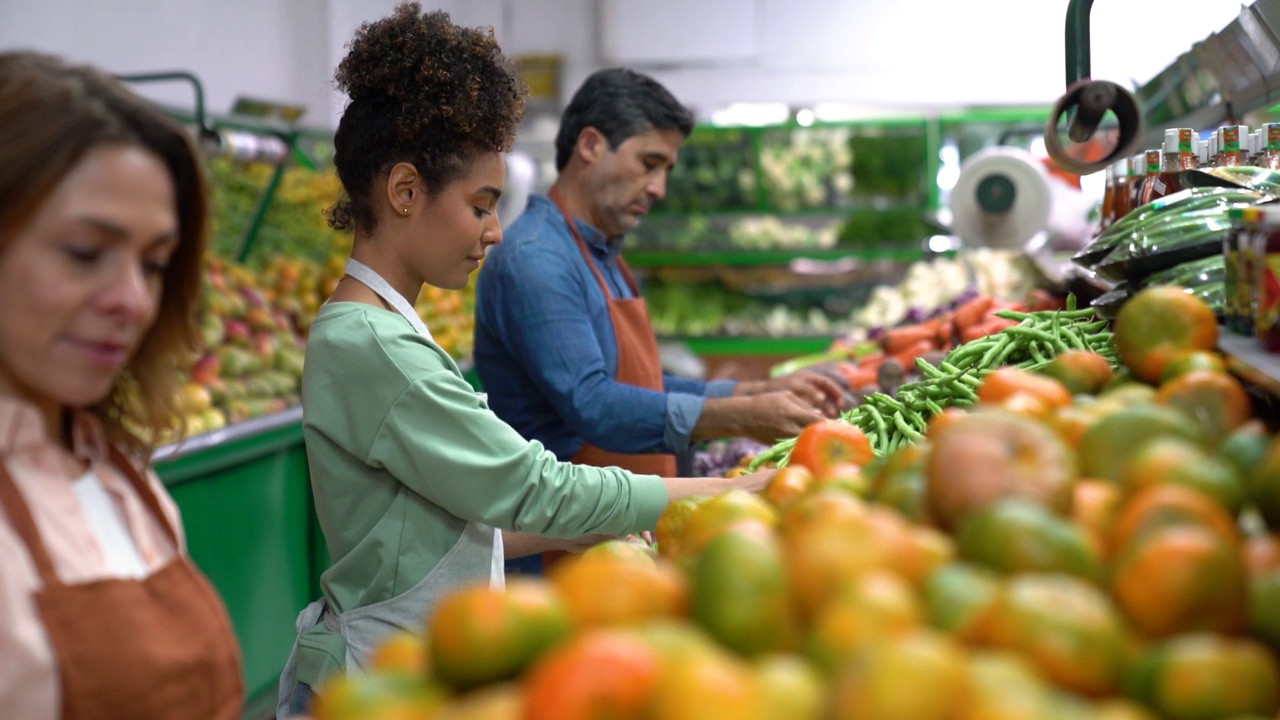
[313,286,1280,720]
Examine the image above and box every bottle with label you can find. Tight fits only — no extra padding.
[1100,162,1116,231]
[1112,154,1138,222]
[1264,123,1280,170]
[1131,149,1162,210]
[1227,207,1244,332]
[1253,207,1280,350]
[1219,125,1248,167]
[1141,128,1196,205]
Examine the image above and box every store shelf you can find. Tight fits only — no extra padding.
[152,406,315,717]
[645,204,922,221]
[153,405,304,464]
[659,335,837,356]
[1220,329,1280,399]
[627,247,928,268]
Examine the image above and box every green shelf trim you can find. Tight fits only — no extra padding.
[645,204,923,220]
[155,419,304,486]
[627,248,927,267]
[936,107,1053,125]
[660,336,837,356]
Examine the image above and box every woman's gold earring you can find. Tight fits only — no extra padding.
[403,208,409,215]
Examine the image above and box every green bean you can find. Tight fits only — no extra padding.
[863,402,889,440]
[1060,327,1089,351]
[894,413,925,442]
[915,359,946,379]
[1005,325,1058,343]
[925,398,944,415]
[876,393,908,413]
[991,339,1022,368]
[1028,342,1049,364]
[978,334,1014,369]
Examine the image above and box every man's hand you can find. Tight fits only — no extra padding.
[736,371,846,418]
[734,391,826,444]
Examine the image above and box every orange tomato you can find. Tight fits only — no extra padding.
[1114,285,1219,383]
[428,579,573,690]
[761,465,814,509]
[1041,349,1116,396]
[1111,524,1247,638]
[1156,369,1252,445]
[790,420,874,479]
[522,629,661,720]
[977,367,1073,410]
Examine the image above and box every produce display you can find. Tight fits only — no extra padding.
[656,129,757,213]
[168,158,475,443]
[630,215,841,252]
[311,285,1280,720]
[1073,186,1270,319]
[849,249,1042,334]
[646,281,853,338]
[758,127,854,212]
[754,297,1116,463]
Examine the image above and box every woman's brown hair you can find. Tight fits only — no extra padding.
[0,52,209,455]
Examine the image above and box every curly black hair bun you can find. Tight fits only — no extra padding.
[329,2,526,232]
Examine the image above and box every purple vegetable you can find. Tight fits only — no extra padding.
[868,326,886,341]
[903,307,929,324]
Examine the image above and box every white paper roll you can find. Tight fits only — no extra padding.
[949,147,1053,250]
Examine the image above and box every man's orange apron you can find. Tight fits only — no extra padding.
[543,189,676,569]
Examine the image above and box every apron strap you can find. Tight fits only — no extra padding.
[0,460,61,585]
[343,258,433,338]
[0,441,183,589]
[548,187,634,300]
[107,445,183,550]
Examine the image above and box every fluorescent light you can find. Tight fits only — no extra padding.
[710,102,791,127]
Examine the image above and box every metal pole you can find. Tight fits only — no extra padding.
[1065,0,1097,87]
[114,71,215,140]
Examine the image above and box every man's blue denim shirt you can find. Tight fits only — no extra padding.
[474,194,735,461]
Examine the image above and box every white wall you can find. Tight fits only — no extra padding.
[0,0,1254,130]
[600,0,1248,114]
[0,0,333,126]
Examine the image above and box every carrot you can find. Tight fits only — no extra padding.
[837,364,878,390]
[931,314,954,347]
[882,324,937,355]
[859,353,886,373]
[891,338,936,369]
[960,316,1017,344]
[951,296,994,331]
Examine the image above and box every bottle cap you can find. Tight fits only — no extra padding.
[1145,149,1161,172]
[1162,128,1181,153]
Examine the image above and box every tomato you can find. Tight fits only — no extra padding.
[790,421,874,478]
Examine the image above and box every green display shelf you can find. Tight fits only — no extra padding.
[627,247,928,268]
[154,408,316,719]
[659,336,837,356]
[150,360,482,719]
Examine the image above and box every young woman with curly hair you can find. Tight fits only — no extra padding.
[0,52,243,719]
[277,5,774,713]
